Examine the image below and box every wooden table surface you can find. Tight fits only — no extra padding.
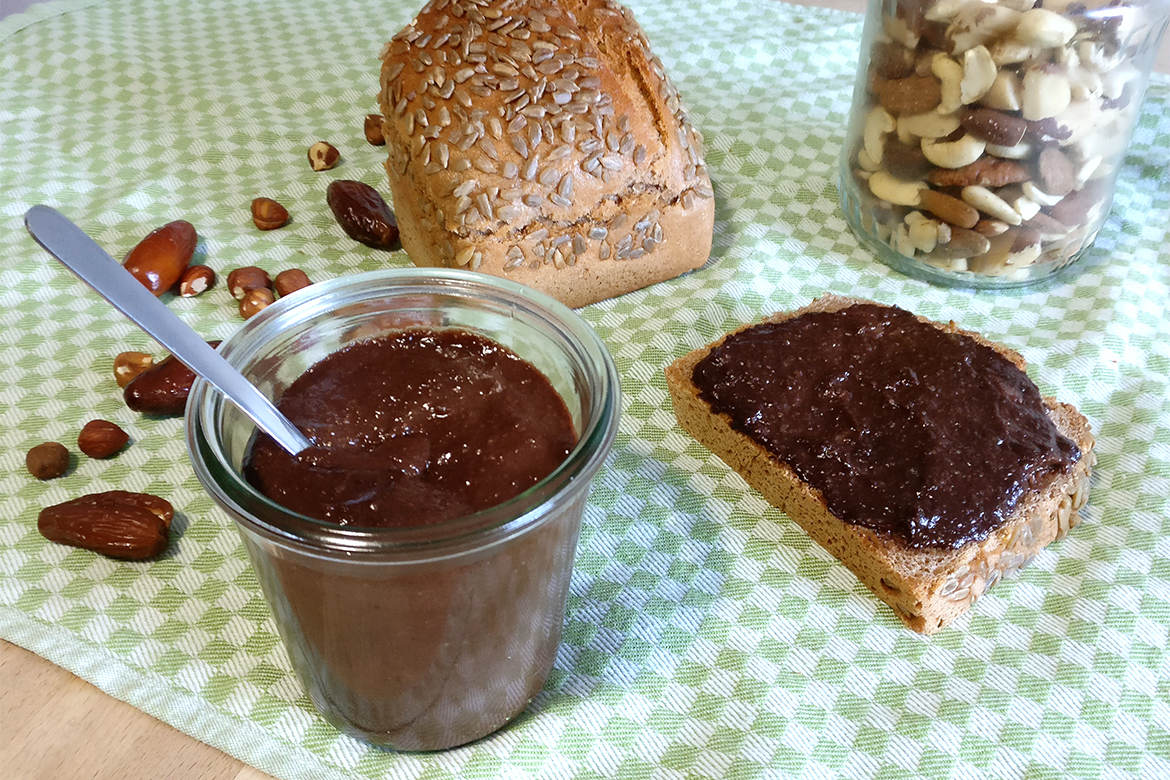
[2,1,1168,778]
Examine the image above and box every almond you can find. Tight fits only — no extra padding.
[122,220,197,296]
[78,420,129,459]
[38,491,172,560]
[919,189,980,229]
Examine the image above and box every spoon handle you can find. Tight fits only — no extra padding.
[24,205,312,456]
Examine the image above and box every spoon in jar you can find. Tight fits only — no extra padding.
[24,205,313,457]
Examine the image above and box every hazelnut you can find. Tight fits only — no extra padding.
[227,266,272,300]
[251,197,289,230]
[78,420,129,459]
[308,141,340,171]
[240,288,276,320]
[26,442,69,480]
[274,269,312,297]
[113,351,154,388]
[364,114,386,146]
[178,265,216,297]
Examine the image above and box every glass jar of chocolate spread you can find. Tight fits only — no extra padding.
[838,0,1170,287]
[186,268,620,751]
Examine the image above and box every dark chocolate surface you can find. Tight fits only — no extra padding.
[244,329,577,528]
[691,304,1080,549]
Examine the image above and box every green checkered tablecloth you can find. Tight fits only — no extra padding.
[2,0,1169,777]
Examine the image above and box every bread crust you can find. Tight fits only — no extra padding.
[665,295,1095,634]
[378,0,715,308]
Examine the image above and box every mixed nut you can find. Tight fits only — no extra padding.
[845,0,1156,279]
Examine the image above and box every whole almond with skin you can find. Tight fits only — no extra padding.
[227,266,271,300]
[26,442,69,480]
[114,351,154,388]
[240,288,275,319]
[123,220,197,296]
[326,180,400,250]
[124,342,220,415]
[274,269,312,297]
[78,420,129,458]
[364,114,386,146]
[251,198,289,230]
[919,189,980,229]
[308,141,340,171]
[178,264,216,297]
[38,491,173,560]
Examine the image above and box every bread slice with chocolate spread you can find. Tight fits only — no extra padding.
[665,295,1094,634]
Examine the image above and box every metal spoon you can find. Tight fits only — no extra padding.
[24,205,312,456]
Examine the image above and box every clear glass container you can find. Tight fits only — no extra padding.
[186,268,620,751]
[839,0,1170,287]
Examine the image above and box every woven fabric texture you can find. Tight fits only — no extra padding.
[2,0,1169,778]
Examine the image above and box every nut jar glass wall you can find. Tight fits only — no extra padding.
[186,268,620,751]
[838,0,1170,287]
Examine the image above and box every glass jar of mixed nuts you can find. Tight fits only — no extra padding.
[839,0,1170,287]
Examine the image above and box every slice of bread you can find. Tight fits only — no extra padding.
[665,295,1094,634]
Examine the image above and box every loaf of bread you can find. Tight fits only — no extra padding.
[377,0,715,308]
[665,295,1095,634]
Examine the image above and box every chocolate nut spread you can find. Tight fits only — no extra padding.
[244,329,577,527]
[239,329,581,749]
[692,304,1080,549]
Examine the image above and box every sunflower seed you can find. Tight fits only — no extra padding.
[455,247,475,266]
[694,183,714,199]
[633,144,647,165]
[524,194,542,208]
[550,194,572,208]
[537,167,559,187]
[474,156,497,173]
[522,155,539,180]
[511,135,529,158]
[589,226,608,240]
[451,157,472,172]
[480,137,499,160]
[502,162,519,179]
[529,228,549,242]
[600,154,623,170]
[454,67,476,83]
[557,173,573,199]
[681,190,695,210]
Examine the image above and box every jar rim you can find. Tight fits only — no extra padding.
[185,268,620,557]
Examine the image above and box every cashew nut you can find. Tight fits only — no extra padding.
[1077,40,1122,74]
[1068,67,1103,101]
[989,38,1042,66]
[882,14,919,50]
[1014,9,1078,49]
[1007,191,1041,221]
[982,71,1022,111]
[921,134,986,168]
[986,139,1034,160]
[961,46,997,104]
[858,149,882,172]
[905,211,943,253]
[1022,181,1064,207]
[897,110,961,140]
[931,54,964,114]
[868,170,928,206]
[961,185,1023,225]
[925,0,976,23]
[863,106,896,166]
[893,223,917,257]
[1022,66,1072,120]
